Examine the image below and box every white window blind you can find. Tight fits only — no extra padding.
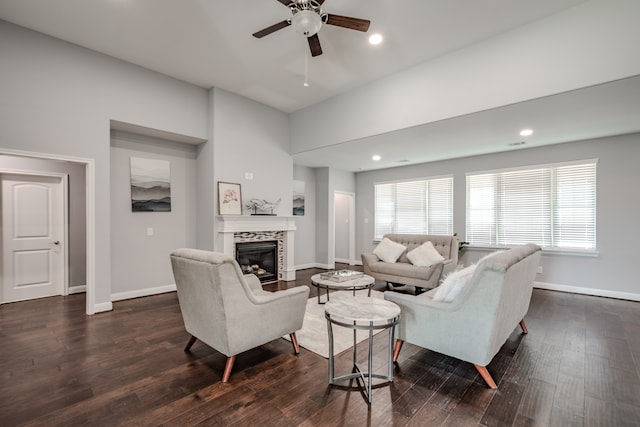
[374,176,453,239]
[466,160,596,250]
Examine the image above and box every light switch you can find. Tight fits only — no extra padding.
[147,227,154,236]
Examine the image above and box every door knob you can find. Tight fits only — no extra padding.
[53,241,60,245]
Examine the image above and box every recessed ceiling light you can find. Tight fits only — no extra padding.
[369,33,383,45]
[520,128,533,137]
[372,155,381,161]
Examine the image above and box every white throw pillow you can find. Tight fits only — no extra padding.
[432,265,476,302]
[406,241,445,267]
[373,237,406,263]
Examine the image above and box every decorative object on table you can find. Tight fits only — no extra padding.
[293,180,305,216]
[130,157,171,212]
[319,269,364,282]
[217,182,242,215]
[311,272,374,304]
[246,198,281,215]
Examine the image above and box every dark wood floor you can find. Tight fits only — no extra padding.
[1,266,639,426]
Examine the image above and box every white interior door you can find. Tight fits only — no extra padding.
[1,174,65,303]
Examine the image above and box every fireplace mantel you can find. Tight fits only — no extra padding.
[217,216,296,233]
[217,216,296,281]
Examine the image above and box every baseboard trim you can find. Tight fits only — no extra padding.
[68,285,86,294]
[295,263,335,271]
[111,284,177,302]
[94,301,113,313]
[534,281,640,302]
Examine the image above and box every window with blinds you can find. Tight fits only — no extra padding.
[466,160,597,250]
[374,176,453,240]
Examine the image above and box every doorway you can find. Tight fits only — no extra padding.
[333,191,355,265]
[0,150,94,314]
[1,173,67,303]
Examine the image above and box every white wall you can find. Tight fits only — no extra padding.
[290,0,640,153]
[0,21,208,312]
[0,155,86,290]
[110,131,197,300]
[293,165,317,269]
[356,134,640,300]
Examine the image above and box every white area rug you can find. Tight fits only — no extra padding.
[284,290,385,359]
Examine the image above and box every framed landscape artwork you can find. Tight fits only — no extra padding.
[130,157,171,212]
[218,181,242,215]
[293,180,305,216]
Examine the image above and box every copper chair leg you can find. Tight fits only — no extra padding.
[474,364,497,389]
[290,332,300,354]
[222,355,236,383]
[184,335,197,352]
[393,339,404,362]
[519,319,528,334]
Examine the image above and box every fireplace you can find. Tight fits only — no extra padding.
[235,240,278,284]
[218,216,296,281]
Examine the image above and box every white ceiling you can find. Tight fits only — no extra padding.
[2,0,639,172]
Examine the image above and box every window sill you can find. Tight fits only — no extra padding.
[466,245,599,257]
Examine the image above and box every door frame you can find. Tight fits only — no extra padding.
[0,170,70,301]
[333,191,356,266]
[0,148,96,315]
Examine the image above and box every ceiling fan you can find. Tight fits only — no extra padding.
[252,0,371,57]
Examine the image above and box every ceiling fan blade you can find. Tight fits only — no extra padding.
[308,34,322,57]
[325,14,371,32]
[252,20,291,38]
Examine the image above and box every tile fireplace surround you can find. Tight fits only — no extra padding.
[217,216,296,281]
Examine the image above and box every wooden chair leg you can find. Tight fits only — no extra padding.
[519,319,528,334]
[393,339,404,362]
[474,364,497,389]
[222,355,236,383]
[184,335,197,352]
[289,332,300,354]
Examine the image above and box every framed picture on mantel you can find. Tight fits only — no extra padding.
[218,181,242,215]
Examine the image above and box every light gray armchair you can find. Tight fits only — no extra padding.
[170,248,310,382]
[384,244,541,388]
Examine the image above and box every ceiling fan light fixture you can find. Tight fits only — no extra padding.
[291,10,322,37]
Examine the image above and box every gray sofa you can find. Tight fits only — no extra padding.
[361,234,458,290]
[385,243,542,388]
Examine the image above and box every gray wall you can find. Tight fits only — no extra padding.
[0,21,208,312]
[356,134,640,299]
[0,155,86,290]
[289,1,640,153]
[315,168,330,268]
[110,131,197,299]
[212,88,292,214]
[313,168,356,268]
[293,165,317,268]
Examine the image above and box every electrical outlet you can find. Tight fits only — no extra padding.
[537,266,543,274]
[147,227,154,236]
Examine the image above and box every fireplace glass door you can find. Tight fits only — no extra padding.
[235,241,278,284]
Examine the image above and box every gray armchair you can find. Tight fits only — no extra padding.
[385,244,541,388]
[170,248,309,382]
